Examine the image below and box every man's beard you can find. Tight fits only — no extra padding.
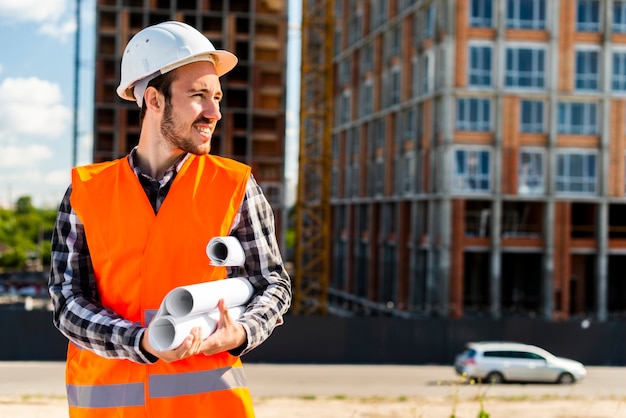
[160,101,211,155]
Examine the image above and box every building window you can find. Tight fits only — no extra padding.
[558,102,598,134]
[577,0,600,32]
[469,44,493,87]
[506,0,546,29]
[362,43,373,72]
[389,25,401,57]
[470,0,493,27]
[339,60,351,86]
[615,1,626,33]
[425,4,436,39]
[404,108,416,140]
[505,46,546,89]
[360,79,373,116]
[575,49,599,91]
[456,97,491,131]
[520,99,544,133]
[369,119,386,196]
[346,128,360,197]
[338,90,351,125]
[371,0,388,30]
[418,52,435,95]
[403,152,415,194]
[348,11,362,46]
[518,148,545,194]
[556,151,597,195]
[453,148,491,193]
[612,50,626,92]
[390,66,401,106]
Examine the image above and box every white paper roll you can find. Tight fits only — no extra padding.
[164,277,254,318]
[206,236,246,266]
[149,306,246,351]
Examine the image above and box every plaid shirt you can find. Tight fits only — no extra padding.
[48,150,292,363]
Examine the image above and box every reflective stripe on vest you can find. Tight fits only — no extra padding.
[66,367,246,408]
[150,367,247,398]
[67,382,144,408]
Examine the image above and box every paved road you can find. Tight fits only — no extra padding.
[2,362,626,400]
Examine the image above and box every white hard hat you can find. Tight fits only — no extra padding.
[116,21,238,104]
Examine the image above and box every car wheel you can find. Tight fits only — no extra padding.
[557,372,575,384]
[485,372,504,384]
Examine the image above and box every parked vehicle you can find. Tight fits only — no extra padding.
[454,341,587,384]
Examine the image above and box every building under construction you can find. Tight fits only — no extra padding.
[92,0,288,236]
[296,0,626,321]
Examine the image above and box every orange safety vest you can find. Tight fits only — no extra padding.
[66,154,255,418]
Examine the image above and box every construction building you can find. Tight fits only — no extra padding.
[92,0,288,237]
[297,0,626,321]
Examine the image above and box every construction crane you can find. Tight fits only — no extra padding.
[292,0,335,315]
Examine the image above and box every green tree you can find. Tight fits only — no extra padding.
[0,196,57,271]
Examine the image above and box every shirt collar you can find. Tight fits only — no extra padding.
[128,147,190,184]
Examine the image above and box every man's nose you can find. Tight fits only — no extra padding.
[203,100,221,121]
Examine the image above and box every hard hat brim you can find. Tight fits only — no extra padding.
[117,49,238,102]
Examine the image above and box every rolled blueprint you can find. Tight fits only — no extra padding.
[206,236,246,266]
[149,305,246,351]
[164,277,254,318]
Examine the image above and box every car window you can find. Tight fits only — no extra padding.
[483,350,514,358]
[465,349,477,358]
[521,352,546,361]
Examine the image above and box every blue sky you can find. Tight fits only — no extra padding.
[0,0,300,208]
[0,0,96,208]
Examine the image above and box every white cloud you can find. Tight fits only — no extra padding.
[0,77,71,138]
[0,144,53,168]
[0,63,3,76]
[39,18,76,42]
[0,0,69,23]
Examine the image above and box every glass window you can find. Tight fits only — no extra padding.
[362,43,373,72]
[470,0,493,27]
[577,0,600,32]
[456,98,491,131]
[421,51,434,95]
[556,151,597,194]
[558,102,598,134]
[390,66,401,106]
[520,100,544,133]
[506,0,546,29]
[575,49,599,91]
[615,1,626,33]
[505,46,546,89]
[612,50,626,92]
[453,148,492,192]
[425,4,436,39]
[469,44,493,87]
[360,80,373,116]
[518,148,545,194]
[387,25,402,58]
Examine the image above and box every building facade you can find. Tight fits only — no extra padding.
[329,0,626,321]
[93,0,288,237]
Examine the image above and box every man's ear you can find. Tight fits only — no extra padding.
[144,86,164,114]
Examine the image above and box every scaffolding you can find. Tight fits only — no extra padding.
[292,0,334,315]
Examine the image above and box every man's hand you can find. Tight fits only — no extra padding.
[140,298,246,362]
[199,298,247,356]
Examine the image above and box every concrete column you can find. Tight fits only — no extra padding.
[597,202,608,322]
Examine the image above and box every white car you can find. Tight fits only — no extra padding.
[454,341,587,384]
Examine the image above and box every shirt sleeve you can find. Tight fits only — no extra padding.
[48,186,156,364]
[227,175,292,356]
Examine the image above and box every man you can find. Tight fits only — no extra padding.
[48,21,292,417]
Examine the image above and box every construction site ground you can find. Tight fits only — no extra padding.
[1,362,625,417]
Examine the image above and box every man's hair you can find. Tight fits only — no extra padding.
[139,70,177,123]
